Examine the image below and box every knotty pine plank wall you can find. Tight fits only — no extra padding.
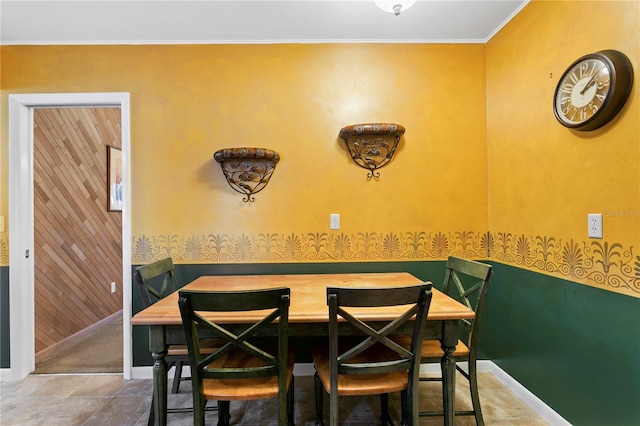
[33,107,122,354]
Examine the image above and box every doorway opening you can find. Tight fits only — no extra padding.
[7,93,132,381]
[31,107,123,374]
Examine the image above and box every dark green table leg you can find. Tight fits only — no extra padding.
[440,320,458,426]
[150,325,168,426]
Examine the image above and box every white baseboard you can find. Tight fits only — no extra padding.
[131,366,154,379]
[130,361,570,425]
[481,361,571,425]
[411,360,570,424]
[0,368,15,381]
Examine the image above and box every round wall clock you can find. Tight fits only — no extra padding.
[553,49,634,131]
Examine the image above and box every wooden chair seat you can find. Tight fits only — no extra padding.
[135,257,193,394]
[396,256,493,426]
[179,287,295,426]
[312,284,433,426]
[392,335,470,359]
[202,348,295,400]
[167,339,221,357]
[135,258,221,425]
[311,343,409,396]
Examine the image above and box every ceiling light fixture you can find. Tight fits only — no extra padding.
[374,0,417,16]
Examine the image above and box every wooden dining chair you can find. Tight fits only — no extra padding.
[178,287,296,426]
[394,256,493,425]
[311,283,433,426]
[135,257,219,425]
[134,257,192,394]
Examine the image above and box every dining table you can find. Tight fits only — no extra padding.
[131,272,475,426]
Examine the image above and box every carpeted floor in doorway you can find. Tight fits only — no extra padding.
[34,313,123,374]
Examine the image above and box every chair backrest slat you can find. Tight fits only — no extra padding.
[442,256,493,352]
[178,287,290,382]
[327,283,433,377]
[134,257,178,307]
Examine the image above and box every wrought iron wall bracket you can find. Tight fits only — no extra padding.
[213,147,280,202]
[338,123,405,180]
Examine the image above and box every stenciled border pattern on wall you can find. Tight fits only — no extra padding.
[0,239,7,265]
[130,231,640,296]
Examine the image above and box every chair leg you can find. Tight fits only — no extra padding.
[193,393,206,426]
[313,372,324,426]
[217,400,230,426]
[172,360,183,394]
[329,381,338,426]
[287,375,296,426]
[147,393,155,426]
[468,361,484,426]
[380,393,392,426]
[400,389,408,426]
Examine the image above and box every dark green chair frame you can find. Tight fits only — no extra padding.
[178,287,295,426]
[314,283,433,426]
[135,257,178,307]
[412,256,493,425]
[135,257,217,425]
[134,257,189,394]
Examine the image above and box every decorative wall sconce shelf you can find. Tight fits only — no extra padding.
[339,123,405,180]
[213,147,280,202]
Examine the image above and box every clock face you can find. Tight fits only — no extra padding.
[554,57,610,127]
[553,50,634,131]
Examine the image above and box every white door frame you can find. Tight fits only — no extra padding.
[4,93,132,381]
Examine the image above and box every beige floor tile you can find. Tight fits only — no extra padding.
[34,315,122,375]
[1,371,551,426]
[70,375,128,397]
[0,374,91,398]
[114,378,154,397]
[0,395,110,425]
[83,395,151,425]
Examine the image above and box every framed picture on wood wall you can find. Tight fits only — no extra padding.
[107,145,123,212]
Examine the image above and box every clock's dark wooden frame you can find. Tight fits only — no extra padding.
[553,49,634,131]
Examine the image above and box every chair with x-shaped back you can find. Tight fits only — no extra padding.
[135,257,220,425]
[135,257,191,394]
[178,287,295,426]
[311,283,433,426]
[394,256,493,425]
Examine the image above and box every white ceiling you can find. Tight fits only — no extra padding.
[0,0,529,45]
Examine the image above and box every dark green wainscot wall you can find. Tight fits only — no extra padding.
[485,263,640,426]
[1,266,9,368]
[132,261,640,426]
[131,261,447,365]
[2,261,637,425]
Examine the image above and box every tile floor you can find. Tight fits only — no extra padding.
[34,313,123,375]
[0,372,550,425]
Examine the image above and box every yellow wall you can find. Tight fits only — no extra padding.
[487,0,639,297]
[0,43,489,263]
[1,1,638,298]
